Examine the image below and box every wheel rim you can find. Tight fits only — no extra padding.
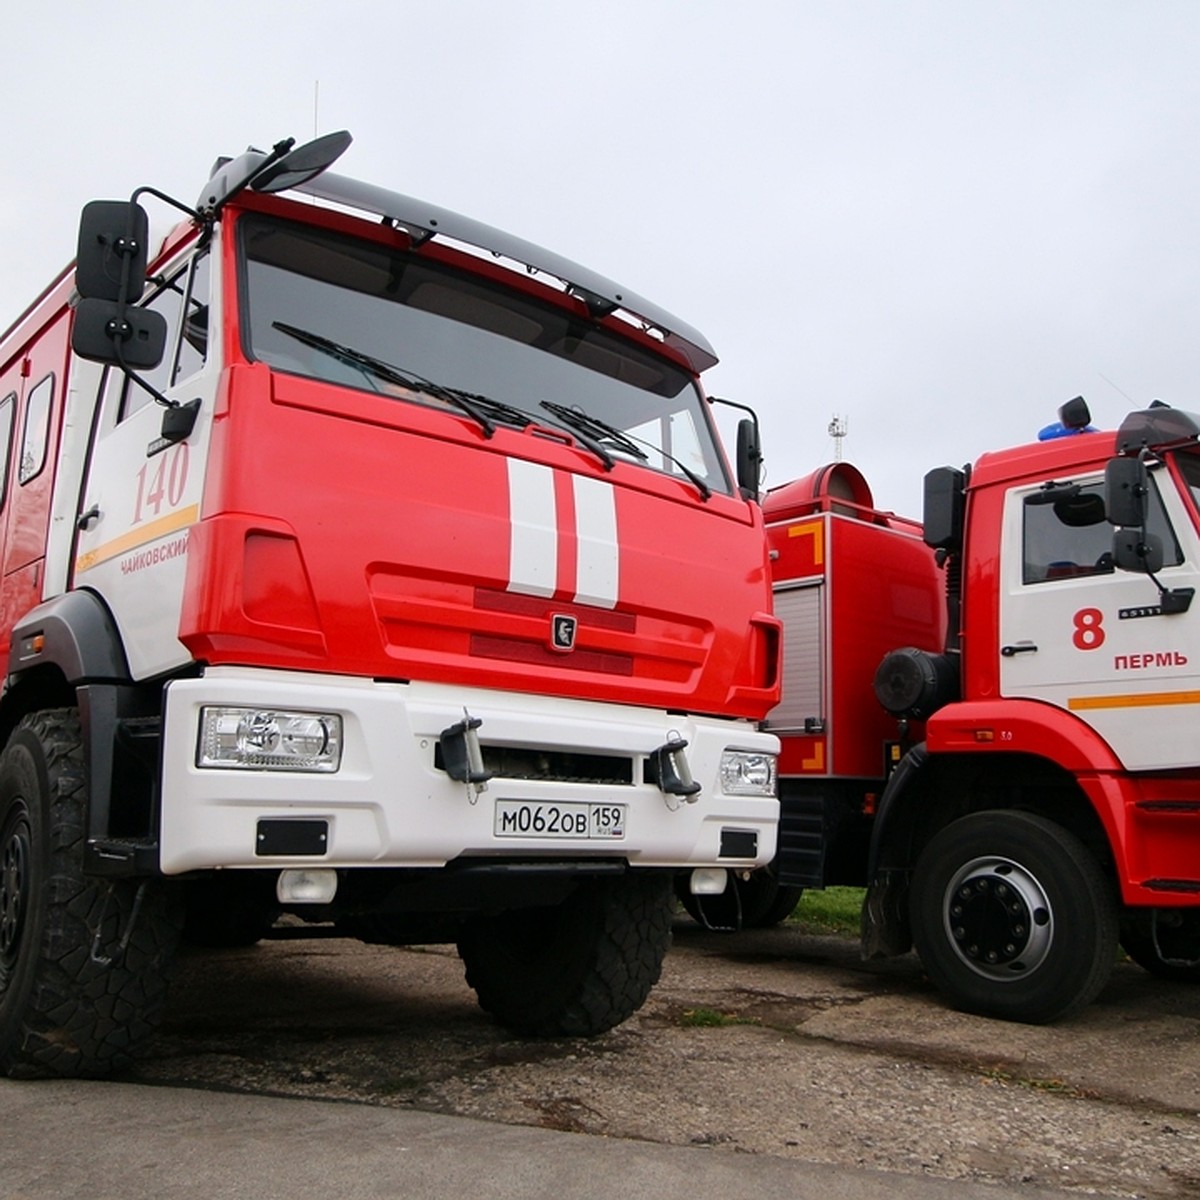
[0,803,32,990]
[942,855,1053,980]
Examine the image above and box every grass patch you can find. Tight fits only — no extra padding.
[678,1007,759,1028]
[788,887,865,939]
[980,1066,1087,1097]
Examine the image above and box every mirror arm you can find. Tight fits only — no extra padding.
[109,337,174,410]
[107,187,203,429]
[709,395,764,500]
[199,137,297,220]
[131,184,202,225]
[111,340,200,450]
[1143,564,1194,614]
[1120,540,1195,614]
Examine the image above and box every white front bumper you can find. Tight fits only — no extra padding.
[159,667,779,874]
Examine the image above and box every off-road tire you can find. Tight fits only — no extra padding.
[1121,909,1200,982]
[909,810,1117,1024]
[0,709,181,1077]
[457,872,673,1036]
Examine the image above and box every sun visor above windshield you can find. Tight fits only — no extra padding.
[292,172,718,375]
[1117,405,1200,455]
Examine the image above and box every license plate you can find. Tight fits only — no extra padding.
[493,800,626,840]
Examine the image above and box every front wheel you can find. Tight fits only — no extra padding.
[909,810,1117,1024]
[0,709,181,1077]
[458,872,673,1036]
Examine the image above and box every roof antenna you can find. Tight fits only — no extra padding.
[1098,371,1137,408]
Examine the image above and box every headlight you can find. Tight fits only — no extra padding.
[719,749,777,796]
[198,707,342,772]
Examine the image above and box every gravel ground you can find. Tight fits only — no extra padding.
[128,917,1200,1199]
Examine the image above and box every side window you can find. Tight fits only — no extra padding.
[19,374,53,485]
[0,392,15,504]
[173,250,210,385]
[1022,476,1182,584]
[118,251,210,421]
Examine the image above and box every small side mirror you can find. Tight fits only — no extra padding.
[1113,529,1164,574]
[75,200,151,302]
[198,130,353,213]
[72,297,167,368]
[252,129,354,194]
[736,417,762,500]
[1105,456,1149,528]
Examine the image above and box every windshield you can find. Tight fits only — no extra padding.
[238,214,731,494]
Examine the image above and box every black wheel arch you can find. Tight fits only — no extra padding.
[863,744,1115,958]
[7,590,131,687]
[2,592,163,872]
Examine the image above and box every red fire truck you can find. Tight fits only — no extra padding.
[732,398,1200,1024]
[0,133,781,1076]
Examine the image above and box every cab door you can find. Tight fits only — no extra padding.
[997,469,1200,770]
[72,246,217,680]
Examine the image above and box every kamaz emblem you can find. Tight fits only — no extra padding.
[551,614,578,652]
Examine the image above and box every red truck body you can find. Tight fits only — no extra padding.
[762,408,1200,1023]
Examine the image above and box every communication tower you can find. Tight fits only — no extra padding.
[828,414,848,461]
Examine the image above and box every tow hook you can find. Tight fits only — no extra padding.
[652,735,701,802]
[440,709,493,802]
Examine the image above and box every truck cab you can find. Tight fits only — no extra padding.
[0,134,781,1077]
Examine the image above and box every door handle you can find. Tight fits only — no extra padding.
[77,504,101,531]
[1001,641,1038,657]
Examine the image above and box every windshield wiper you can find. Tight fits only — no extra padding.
[272,322,534,437]
[540,400,647,462]
[540,400,711,500]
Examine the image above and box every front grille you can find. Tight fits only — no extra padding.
[470,632,634,675]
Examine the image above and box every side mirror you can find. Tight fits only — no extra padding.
[72,298,167,368]
[198,130,353,213]
[75,200,151,302]
[1105,456,1149,528]
[72,198,167,371]
[251,129,354,194]
[923,466,966,552]
[1113,529,1164,575]
[736,417,762,500]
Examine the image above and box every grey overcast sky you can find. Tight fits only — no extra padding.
[4,1,1198,514]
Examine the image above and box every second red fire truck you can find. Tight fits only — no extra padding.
[708,398,1200,1024]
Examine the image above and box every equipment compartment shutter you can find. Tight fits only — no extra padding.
[766,585,823,732]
